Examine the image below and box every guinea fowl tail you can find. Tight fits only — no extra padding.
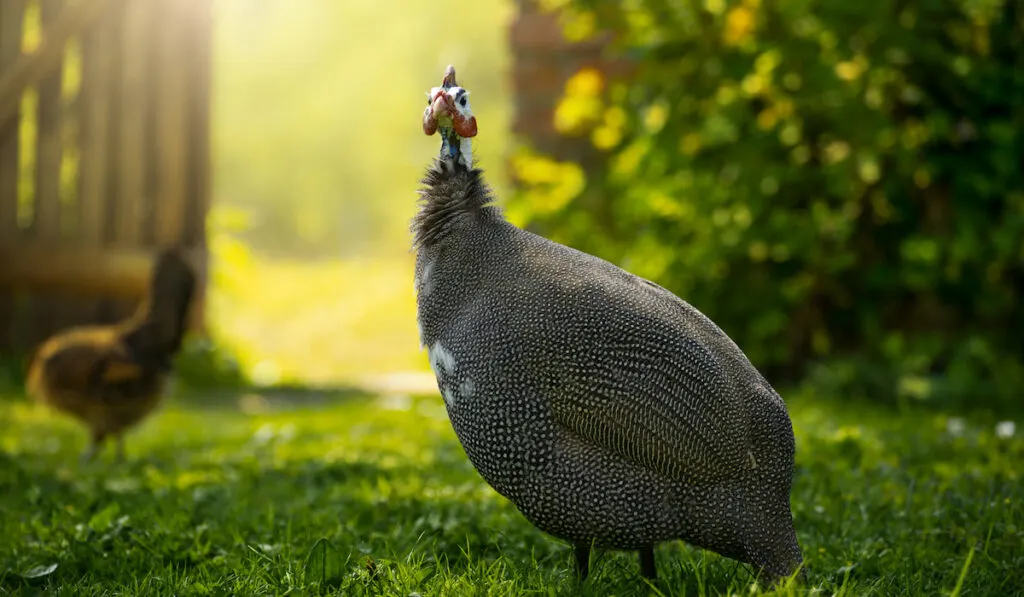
[126,248,198,361]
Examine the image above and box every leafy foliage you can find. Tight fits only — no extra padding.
[513,0,1024,412]
[174,337,249,391]
[0,392,1021,595]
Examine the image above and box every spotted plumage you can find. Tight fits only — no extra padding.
[413,68,803,583]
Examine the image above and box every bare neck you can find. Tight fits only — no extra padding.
[411,160,501,251]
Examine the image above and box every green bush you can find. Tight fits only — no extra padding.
[174,336,249,391]
[514,0,1024,412]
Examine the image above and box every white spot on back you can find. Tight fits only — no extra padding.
[428,342,456,378]
[459,377,476,399]
[417,259,435,296]
[440,384,455,406]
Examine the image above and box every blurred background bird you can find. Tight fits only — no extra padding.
[25,248,198,462]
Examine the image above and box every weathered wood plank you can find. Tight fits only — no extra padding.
[100,2,124,245]
[76,1,117,246]
[183,0,212,334]
[0,243,156,298]
[0,0,214,351]
[115,0,150,246]
[0,0,27,239]
[0,0,114,135]
[0,242,207,325]
[27,0,70,346]
[183,0,212,248]
[0,0,28,353]
[151,0,187,246]
[33,0,66,241]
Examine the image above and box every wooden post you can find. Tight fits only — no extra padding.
[0,0,211,352]
[33,0,66,242]
[183,0,212,334]
[0,0,27,349]
[115,0,150,248]
[185,0,212,247]
[0,0,26,236]
[0,1,26,350]
[0,0,115,135]
[152,0,187,247]
[77,3,116,247]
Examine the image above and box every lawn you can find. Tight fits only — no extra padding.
[0,390,1021,596]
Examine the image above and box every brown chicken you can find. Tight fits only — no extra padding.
[26,248,197,462]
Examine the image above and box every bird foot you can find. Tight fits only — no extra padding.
[639,547,657,580]
[115,437,126,464]
[79,445,99,464]
[574,543,591,581]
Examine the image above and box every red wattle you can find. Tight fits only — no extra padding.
[423,111,438,135]
[454,115,477,138]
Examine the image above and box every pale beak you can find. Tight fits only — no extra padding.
[431,93,451,120]
[423,90,451,136]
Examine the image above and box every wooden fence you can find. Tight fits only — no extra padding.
[0,0,211,354]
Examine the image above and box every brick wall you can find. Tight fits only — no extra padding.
[508,0,632,177]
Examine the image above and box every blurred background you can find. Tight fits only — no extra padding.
[2,3,1021,591]
[1,0,1021,414]
[0,0,514,393]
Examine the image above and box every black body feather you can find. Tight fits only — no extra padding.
[413,157,803,582]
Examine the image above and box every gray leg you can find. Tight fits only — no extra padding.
[639,547,657,579]
[574,543,591,580]
[81,430,105,463]
[115,435,126,463]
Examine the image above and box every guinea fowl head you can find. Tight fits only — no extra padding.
[423,65,477,169]
[413,65,498,251]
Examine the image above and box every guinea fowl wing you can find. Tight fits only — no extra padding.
[538,250,755,485]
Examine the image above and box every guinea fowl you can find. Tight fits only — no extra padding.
[26,248,197,462]
[413,66,804,583]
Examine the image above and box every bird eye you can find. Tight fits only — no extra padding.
[459,96,467,107]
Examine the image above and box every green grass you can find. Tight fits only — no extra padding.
[0,391,1021,596]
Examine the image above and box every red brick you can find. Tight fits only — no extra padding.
[512,61,569,96]
[508,1,635,175]
[512,100,556,137]
[510,12,567,49]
